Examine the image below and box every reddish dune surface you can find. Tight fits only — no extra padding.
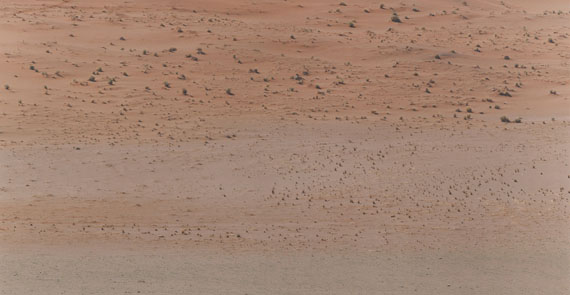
[1,0,569,294]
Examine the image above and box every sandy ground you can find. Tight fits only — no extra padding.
[1,0,569,294]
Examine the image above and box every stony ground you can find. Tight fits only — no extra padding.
[1,0,569,294]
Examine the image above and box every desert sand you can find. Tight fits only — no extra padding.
[1,0,569,294]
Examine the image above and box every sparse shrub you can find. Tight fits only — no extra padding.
[182,88,188,96]
[226,88,234,96]
[164,81,171,88]
[88,76,96,82]
[466,107,473,113]
[4,84,9,90]
[169,47,177,53]
[500,116,510,123]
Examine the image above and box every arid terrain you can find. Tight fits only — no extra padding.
[1,0,569,294]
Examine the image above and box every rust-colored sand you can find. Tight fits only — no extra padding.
[1,0,569,294]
